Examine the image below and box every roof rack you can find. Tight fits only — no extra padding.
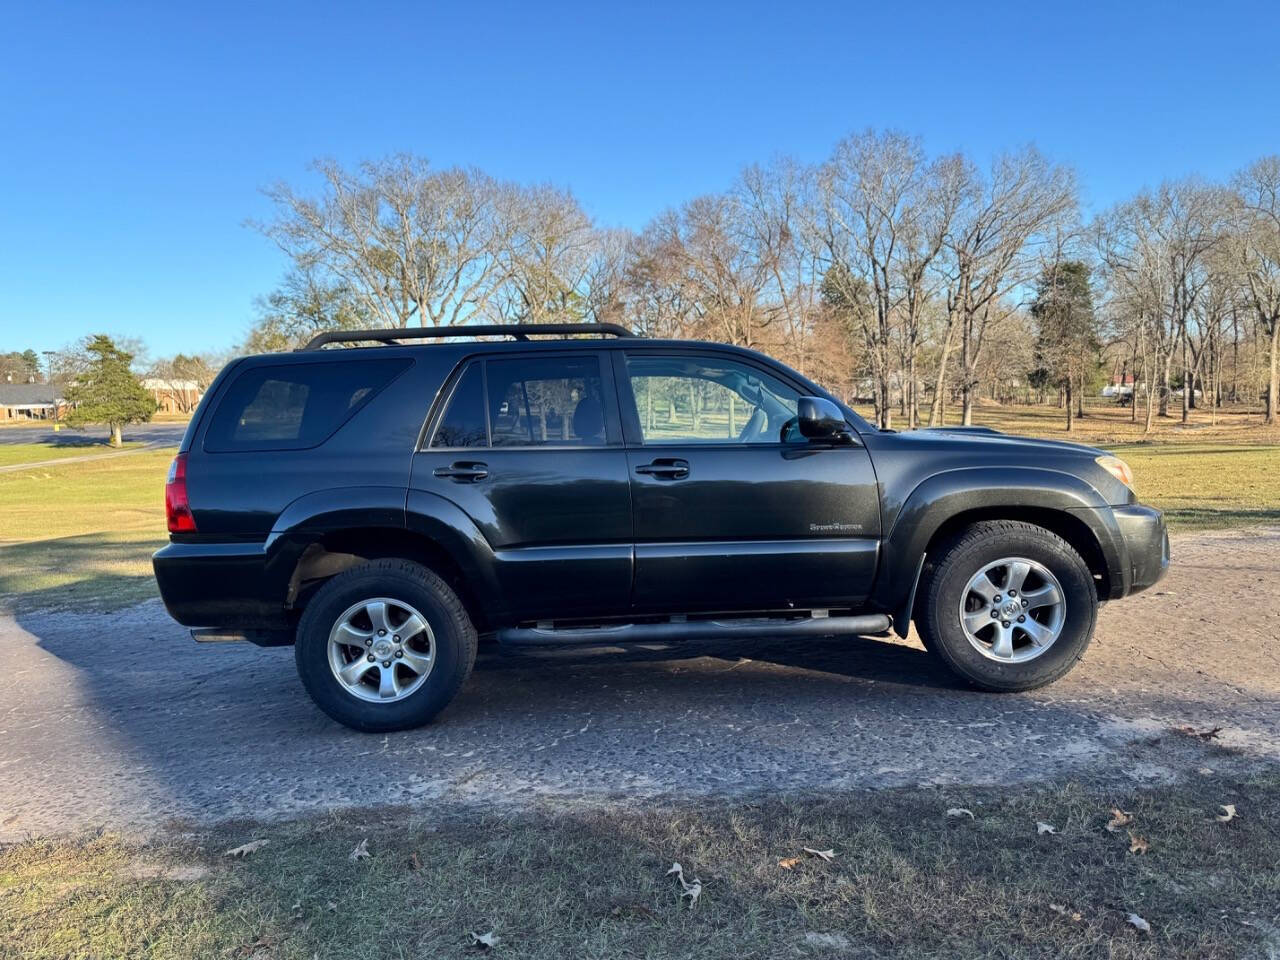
[300,322,635,351]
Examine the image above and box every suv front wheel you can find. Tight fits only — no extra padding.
[917,520,1098,692]
[294,559,477,732]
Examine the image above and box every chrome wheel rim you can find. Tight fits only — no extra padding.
[327,597,435,703]
[958,557,1065,663]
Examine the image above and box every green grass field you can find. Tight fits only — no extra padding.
[0,441,140,467]
[0,448,172,612]
[3,769,1276,959]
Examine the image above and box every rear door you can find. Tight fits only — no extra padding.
[410,351,633,621]
[615,349,881,613]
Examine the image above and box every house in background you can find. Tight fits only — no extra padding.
[140,378,203,414]
[1101,373,1137,398]
[0,383,67,421]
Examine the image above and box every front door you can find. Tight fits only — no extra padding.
[615,350,881,614]
[410,351,632,622]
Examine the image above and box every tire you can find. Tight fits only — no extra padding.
[294,559,477,732]
[916,520,1097,692]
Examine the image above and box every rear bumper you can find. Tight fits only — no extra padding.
[1111,503,1170,596]
[152,540,290,629]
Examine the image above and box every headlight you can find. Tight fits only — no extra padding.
[1096,455,1135,490]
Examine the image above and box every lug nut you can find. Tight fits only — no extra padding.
[1021,600,1029,608]
[365,638,372,646]
[993,594,1002,603]
[395,650,403,658]
[1001,620,1010,628]
[367,654,375,662]
[991,610,999,618]
[1017,615,1026,622]
[1008,589,1017,597]
[382,660,391,668]
[378,629,387,636]
[393,635,400,642]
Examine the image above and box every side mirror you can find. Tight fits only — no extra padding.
[797,396,853,443]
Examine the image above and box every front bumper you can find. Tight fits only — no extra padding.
[1111,503,1170,596]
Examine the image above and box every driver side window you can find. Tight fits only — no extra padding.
[624,354,801,445]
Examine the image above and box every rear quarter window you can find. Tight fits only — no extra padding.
[203,358,411,452]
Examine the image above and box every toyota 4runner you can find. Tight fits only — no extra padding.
[153,323,1169,731]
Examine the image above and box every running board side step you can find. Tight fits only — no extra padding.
[495,613,892,648]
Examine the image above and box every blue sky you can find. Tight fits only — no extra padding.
[2,0,1278,360]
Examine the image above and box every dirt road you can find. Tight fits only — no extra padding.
[1,528,1276,840]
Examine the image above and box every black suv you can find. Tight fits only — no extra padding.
[153,324,1169,731]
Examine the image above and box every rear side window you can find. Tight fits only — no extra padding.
[429,355,609,448]
[204,358,410,452]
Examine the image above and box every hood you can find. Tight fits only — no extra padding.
[902,426,1108,458]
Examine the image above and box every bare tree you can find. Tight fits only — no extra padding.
[256,155,515,329]
[1233,156,1280,423]
[936,147,1078,426]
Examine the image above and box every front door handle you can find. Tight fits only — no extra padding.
[433,461,489,482]
[635,458,690,480]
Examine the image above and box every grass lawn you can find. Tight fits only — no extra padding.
[0,449,173,613]
[1111,443,1280,529]
[2,771,1276,959]
[0,441,141,467]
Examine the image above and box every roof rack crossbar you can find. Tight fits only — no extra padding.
[300,322,635,351]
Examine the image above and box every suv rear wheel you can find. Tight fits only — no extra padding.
[294,559,477,732]
[917,520,1097,692]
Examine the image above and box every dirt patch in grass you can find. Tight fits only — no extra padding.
[3,773,1277,959]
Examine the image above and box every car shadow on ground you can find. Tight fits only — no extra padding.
[8,590,1279,839]
[476,632,958,690]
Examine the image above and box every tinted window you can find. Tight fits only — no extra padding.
[625,354,801,444]
[486,356,607,447]
[431,363,487,448]
[204,358,409,452]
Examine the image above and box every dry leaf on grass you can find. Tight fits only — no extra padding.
[680,879,702,907]
[1216,804,1237,822]
[468,930,498,949]
[666,862,703,908]
[1127,830,1149,855]
[1106,808,1133,832]
[778,857,801,870]
[1127,912,1151,934]
[1049,903,1083,921]
[1036,821,1057,835]
[224,840,268,858]
[1177,724,1223,740]
[946,807,975,820]
[802,847,836,862]
[349,838,370,861]
[408,852,422,871]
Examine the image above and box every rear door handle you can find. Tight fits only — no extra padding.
[433,461,489,482]
[635,458,690,480]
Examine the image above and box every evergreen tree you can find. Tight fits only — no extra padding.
[64,335,157,446]
[1030,261,1100,431]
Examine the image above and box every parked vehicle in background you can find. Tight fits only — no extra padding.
[153,324,1169,731]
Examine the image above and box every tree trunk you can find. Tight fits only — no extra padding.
[110,423,122,448]
[1268,319,1279,425]
[1181,332,1191,424]
[1065,380,1073,432]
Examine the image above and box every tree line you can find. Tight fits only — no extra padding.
[248,137,1280,431]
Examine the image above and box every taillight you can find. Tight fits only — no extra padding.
[165,453,197,533]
